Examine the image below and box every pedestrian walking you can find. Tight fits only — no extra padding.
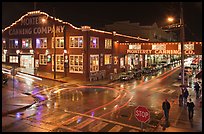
[194,81,200,99]
[162,99,171,121]
[183,88,189,105]
[179,94,183,106]
[187,98,195,120]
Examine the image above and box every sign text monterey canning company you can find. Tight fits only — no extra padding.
[8,16,65,35]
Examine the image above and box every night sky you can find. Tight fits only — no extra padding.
[2,2,202,41]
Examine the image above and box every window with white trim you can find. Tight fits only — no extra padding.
[52,55,64,72]
[9,39,19,49]
[36,38,47,48]
[22,38,32,49]
[90,55,99,72]
[105,38,112,49]
[104,54,112,65]
[39,54,47,65]
[2,54,6,62]
[69,36,83,48]
[2,38,6,49]
[90,37,99,48]
[52,37,64,48]
[69,55,83,73]
[9,56,18,63]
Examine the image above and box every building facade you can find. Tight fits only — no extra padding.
[2,11,149,81]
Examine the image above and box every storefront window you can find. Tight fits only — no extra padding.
[52,37,64,48]
[69,36,83,48]
[120,57,125,68]
[36,38,47,48]
[2,54,6,62]
[2,38,6,49]
[114,56,118,65]
[152,44,166,50]
[9,39,19,49]
[105,38,112,49]
[104,54,112,65]
[90,55,99,72]
[90,37,99,48]
[69,55,83,73]
[52,55,64,72]
[9,56,18,63]
[22,38,32,49]
[39,54,47,65]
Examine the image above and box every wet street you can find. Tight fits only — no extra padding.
[2,65,201,132]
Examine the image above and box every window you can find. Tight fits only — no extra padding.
[2,38,6,49]
[105,38,112,49]
[104,54,112,65]
[9,39,19,49]
[36,38,47,48]
[52,37,64,48]
[90,37,99,48]
[9,56,18,63]
[90,55,99,72]
[114,56,118,65]
[69,55,83,73]
[152,44,166,50]
[22,38,32,49]
[52,55,64,72]
[2,54,6,62]
[39,54,47,65]
[69,36,83,48]
[120,57,125,68]
[129,45,141,50]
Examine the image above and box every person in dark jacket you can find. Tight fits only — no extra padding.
[162,99,171,121]
[183,88,189,105]
[187,98,195,120]
[179,94,183,106]
[194,81,200,99]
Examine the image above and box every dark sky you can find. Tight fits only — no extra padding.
[2,2,202,41]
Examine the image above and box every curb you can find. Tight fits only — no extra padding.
[2,101,36,117]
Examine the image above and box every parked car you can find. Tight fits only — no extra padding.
[119,72,134,81]
[2,72,8,85]
[131,68,142,77]
[142,67,152,74]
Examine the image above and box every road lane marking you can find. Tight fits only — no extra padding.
[158,88,167,92]
[89,121,108,132]
[167,90,175,94]
[74,118,95,129]
[108,125,123,132]
[63,116,81,126]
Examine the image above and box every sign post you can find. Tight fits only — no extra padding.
[11,66,17,97]
[134,105,150,132]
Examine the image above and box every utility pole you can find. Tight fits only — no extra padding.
[34,2,37,10]
[53,8,56,79]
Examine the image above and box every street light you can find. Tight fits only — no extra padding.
[167,2,185,89]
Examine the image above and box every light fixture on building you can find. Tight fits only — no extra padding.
[30,50,34,54]
[64,49,67,54]
[16,50,20,55]
[3,49,7,54]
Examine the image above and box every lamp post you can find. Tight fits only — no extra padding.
[53,21,56,79]
[167,2,185,89]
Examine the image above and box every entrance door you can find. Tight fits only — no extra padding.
[20,55,34,69]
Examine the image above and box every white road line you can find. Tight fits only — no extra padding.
[158,88,167,92]
[167,90,175,94]
[89,121,108,132]
[108,125,123,132]
[75,118,95,129]
[63,116,80,126]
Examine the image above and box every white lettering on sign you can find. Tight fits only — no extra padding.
[8,26,65,35]
[135,110,149,118]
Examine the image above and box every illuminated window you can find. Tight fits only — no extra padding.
[36,38,47,48]
[152,44,166,50]
[2,38,6,49]
[69,55,83,73]
[90,37,99,48]
[9,39,19,49]
[39,54,47,65]
[114,56,118,65]
[22,38,32,49]
[129,45,141,49]
[104,54,112,65]
[52,37,64,48]
[69,36,83,48]
[52,55,64,72]
[2,54,6,62]
[120,57,125,68]
[105,38,112,49]
[9,56,18,63]
[90,55,99,72]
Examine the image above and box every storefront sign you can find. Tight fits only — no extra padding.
[127,49,195,55]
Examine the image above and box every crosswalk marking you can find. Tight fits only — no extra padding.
[158,88,167,92]
[167,90,175,94]
[89,121,108,132]
[75,118,94,129]
[63,116,81,126]
[108,125,123,132]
